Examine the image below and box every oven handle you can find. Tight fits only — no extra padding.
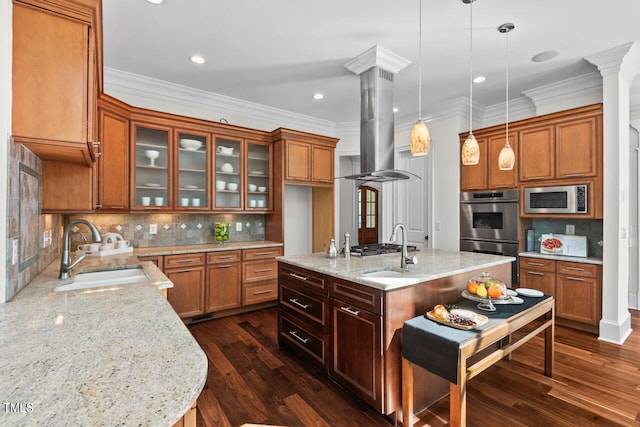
[472,249,503,256]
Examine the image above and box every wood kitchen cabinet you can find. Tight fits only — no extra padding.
[165,253,206,318]
[205,251,242,312]
[519,256,601,332]
[131,122,173,210]
[241,247,282,305]
[460,135,488,191]
[460,130,517,191]
[12,0,102,165]
[274,128,338,186]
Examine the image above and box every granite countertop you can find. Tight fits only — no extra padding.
[278,248,515,291]
[519,251,603,265]
[134,240,283,257]
[0,258,207,426]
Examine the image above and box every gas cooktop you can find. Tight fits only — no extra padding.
[350,243,418,256]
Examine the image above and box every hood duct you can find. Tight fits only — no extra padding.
[342,46,421,183]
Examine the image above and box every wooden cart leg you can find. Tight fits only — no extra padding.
[402,358,414,427]
[449,381,466,427]
[544,307,555,377]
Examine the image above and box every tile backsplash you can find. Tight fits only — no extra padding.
[65,213,267,251]
[529,218,603,258]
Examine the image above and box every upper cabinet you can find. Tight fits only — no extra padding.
[131,123,172,211]
[213,135,243,210]
[176,130,210,211]
[12,0,102,165]
[460,129,518,192]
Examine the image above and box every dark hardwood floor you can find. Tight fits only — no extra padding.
[188,308,640,427]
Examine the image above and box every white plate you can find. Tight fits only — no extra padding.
[184,185,198,189]
[250,170,264,175]
[507,289,518,297]
[144,183,160,187]
[516,288,544,298]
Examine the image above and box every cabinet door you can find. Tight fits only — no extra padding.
[166,267,206,318]
[132,123,172,210]
[206,263,242,312]
[330,298,383,412]
[519,269,555,296]
[556,274,600,325]
[487,131,517,189]
[247,140,272,210]
[285,141,311,182]
[519,125,554,181]
[213,136,243,210]
[460,136,488,191]
[311,145,334,184]
[97,108,129,210]
[176,130,209,210]
[555,118,598,179]
[12,3,89,146]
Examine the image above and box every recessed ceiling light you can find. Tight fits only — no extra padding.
[312,93,324,100]
[393,107,399,113]
[531,50,559,63]
[145,0,164,4]
[189,55,206,64]
[473,75,486,84]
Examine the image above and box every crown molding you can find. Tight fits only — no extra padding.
[523,72,602,109]
[480,96,535,127]
[585,42,635,77]
[104,67,337,136]
[344,45,411,75]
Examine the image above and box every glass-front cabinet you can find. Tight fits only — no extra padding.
[213,136,243,210]
[246,141,272,211]
[132,124,171,210]
[176,130,209,210]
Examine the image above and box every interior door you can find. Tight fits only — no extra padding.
[358,186,379,244]
[396,149,432,248]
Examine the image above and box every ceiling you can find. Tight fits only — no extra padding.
[103,0,640,124]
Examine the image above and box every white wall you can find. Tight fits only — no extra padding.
[283,185,312,255]
[629,124,640,310]
[1,0,11,303]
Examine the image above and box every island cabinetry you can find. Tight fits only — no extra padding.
[278,263,330,371]
[12,0,102,164]
[329,277,384,412]
[165,253,206,318]
[241,247,282,305]
[205,250,242,312]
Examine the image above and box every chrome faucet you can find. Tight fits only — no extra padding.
[59,219,102,279]
[389,223,418,270]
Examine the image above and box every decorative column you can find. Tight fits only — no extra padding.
[585,42,640,344]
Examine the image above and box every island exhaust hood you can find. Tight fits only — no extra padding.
[342,46,421,183]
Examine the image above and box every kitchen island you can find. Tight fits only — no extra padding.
[277,248,514,421]
[0,258,207,426]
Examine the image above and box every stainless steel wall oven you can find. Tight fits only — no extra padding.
[460,190,519,285]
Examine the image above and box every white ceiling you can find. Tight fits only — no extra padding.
[103,0,640,124]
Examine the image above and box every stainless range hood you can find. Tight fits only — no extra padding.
[342,46,421,183]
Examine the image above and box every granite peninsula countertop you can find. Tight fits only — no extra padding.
[278,249,515,291]
[134,240,283,257]
[0,258,207,426]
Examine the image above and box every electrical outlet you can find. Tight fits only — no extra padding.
[236,222,242,231]
[565,224,575,235]
[435,221,441,231]
[43,230,52,248]
[12,239,18,265]
[150,224,158,235]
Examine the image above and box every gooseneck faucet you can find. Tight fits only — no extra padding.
[59,219,102,279]
[389,223,418,270]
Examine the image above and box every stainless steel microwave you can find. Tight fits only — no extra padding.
[524,184,588,214]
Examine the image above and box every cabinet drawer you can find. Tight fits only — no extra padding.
[519,269,555,296]
[280,284,328,329]
[243,247,283,261]
[164,253,205,269]
[137,255,163,271]
[556,261,599,278]
[519,257,555,272]
[330,278,382,316]
[243,260,278,282]
[279,263,328,293]
[207,250,242,264]
[279,313,328,371]
[243,280,277,305]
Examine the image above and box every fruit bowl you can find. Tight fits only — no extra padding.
[466,272,508,300]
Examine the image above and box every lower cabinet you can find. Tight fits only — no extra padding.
[165,254,206,318]
[519,256,602,331]
[205,250,242,312]
[241,247,282,305]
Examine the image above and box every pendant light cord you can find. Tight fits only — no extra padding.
[505,26,510,147]
[418,0,422,121]
[468,0,473,135]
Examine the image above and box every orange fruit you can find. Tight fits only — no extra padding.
[487,285,503,299]
[467,281,479,294]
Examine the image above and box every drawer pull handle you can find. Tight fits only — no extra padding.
[254,289,273,295]
[340,306,360,316]
[177,259,194,263]
[289,272,309,281]
[289,298,311,309]
[565,266,585,271]
[566,276,586,281]
[217,255,232,259]
[528,262,545,266]
[254,251,273,256]
[565,173,585,177]
[289,330,309,344]
[218,265,233,268]
[254,268,273,273]
[177,269,193,273]
[528,271,545,276]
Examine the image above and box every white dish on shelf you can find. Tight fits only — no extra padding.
[179,139,202,150]
[184,185,198,189]
[516,288,544,298]
[144,183,161,187]
[250,170,264,175]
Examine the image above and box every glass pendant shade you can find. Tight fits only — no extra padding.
[410,120,430,156]
[498,141,515,170]
[461,133,479,165]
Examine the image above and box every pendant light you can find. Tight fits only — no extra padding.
[461,0,479,165]
[498,22,515,170]
[410,0,430,156]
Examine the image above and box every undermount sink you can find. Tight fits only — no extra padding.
[55,268,148,292]
[358,268,421,286]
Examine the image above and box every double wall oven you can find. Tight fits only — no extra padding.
[460,190,519,285]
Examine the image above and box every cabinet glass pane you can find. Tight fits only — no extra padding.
[134,126,169,208]
[247,142,270,209]
[177,133,208,208]
[214,137,242,208]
